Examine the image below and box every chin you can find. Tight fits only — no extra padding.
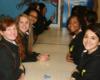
[10,37,16,41]
[85,46,91,50]
[85,46,90,49]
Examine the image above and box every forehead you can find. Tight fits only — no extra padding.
[85,30,98,37]
[29,11,37,16]
[70,17,78,22]
[20,16,29,20]
[6,24,16,29]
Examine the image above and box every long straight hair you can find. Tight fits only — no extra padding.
[16,14,34,59]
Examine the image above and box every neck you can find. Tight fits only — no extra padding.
[75,28,82,35]
[72,29,82,39]
[4,37,16,45]
[88,47,98,54]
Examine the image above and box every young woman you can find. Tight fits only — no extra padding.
[16,14,49,62]
[66,15,85,65]
[72,23,100,80]
[0,17,24,80]
[85,9,97,25]
[24,8,43,42]
[38,2,54,30]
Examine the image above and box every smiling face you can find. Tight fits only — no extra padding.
[2,24,17,41]
[68,16,80,34]
[83,29,100,53]
[18,16,30,33]
[29,11,38,25]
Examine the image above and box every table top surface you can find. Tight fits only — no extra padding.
[23,28,76,80]
[23,52,76,80]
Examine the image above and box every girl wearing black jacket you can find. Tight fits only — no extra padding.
[0,17,24,80]
[66,15,85,65]
[72,23,100,80]
[38,3,54,30]
[16,14,49,62]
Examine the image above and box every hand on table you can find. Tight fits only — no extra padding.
[37,54,50,61]
[66,53,73,63]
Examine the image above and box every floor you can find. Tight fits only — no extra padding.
[23,27,76,80]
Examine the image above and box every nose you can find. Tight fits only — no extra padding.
[85,38,90,43]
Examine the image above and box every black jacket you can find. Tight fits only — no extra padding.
[69,31,85,65]
[72,47,100,80]
[19,33,40,62]
[0,38,22,80]
[38,14,52,30]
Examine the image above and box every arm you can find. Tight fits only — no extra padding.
[66,52,74,62]
[32,52,49,62]
[45,19,52,27]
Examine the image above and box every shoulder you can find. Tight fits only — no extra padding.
[0,43,9,53]
[93,47,100,58]
[90,53,100,67]
[75,32,84,43]
[0,44,10,61]
[77,32,84,38]
[74,32,84,43]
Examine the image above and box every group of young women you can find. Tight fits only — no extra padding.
[0,2,54,80]
[0,1,100,80]
[0,17,25,80]
[66,5,100,80]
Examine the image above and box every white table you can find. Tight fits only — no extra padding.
[23,28,76,80]
[23,52,76,80]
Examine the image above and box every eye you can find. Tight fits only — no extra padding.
[19,21,23,24]
[91,36,97,40]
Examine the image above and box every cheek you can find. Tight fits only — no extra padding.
[70,26,77,32]
[74,24,79,29]
[25,25,29,30]
[14,30,18,36]
[19,23,23,27]
[83,39,86,46]
[92,40,100,46]
[3,32,11,38]
[83,38,90,46]
[19,27,24,31]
